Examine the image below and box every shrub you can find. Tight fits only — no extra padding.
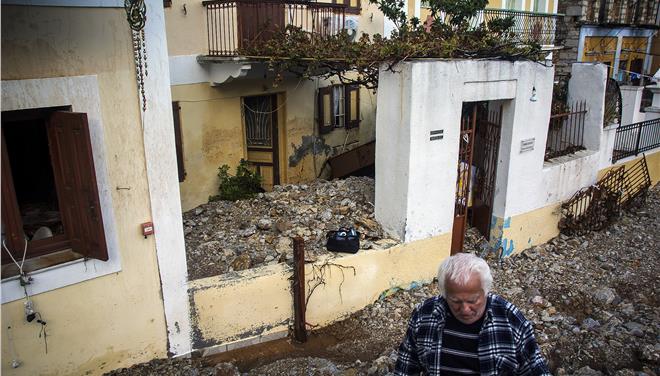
[211,159,263,201]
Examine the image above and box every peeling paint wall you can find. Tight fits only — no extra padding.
[1,6,175,375]
[172,76,378,211]
[188,233,451,348]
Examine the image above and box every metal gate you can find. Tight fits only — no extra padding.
[451,103,478,254]
[451,102,502,254]
[471,105,502,240]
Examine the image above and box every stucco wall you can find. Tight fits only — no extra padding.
[188,233,451,349]
[375,59,555,243]
[172,76,378,212]
[1,6,170,375]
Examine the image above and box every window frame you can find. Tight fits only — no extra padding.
[1,107,109,277]
[333,0,361,14]
[1,75,121,304]
[317,84,360,134]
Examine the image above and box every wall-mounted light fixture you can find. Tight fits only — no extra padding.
[530,86,538,102]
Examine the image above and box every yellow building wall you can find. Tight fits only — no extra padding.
[490,204,562,257]
[189,233,451,347]
[582,37,618,76]
[597,150,660,184]
[490,150,660,258]
[173,76,378,211]
[1,7,167,376]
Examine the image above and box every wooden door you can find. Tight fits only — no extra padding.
[237,2,285,49]
[244,94,280,191]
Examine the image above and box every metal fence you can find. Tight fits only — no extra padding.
[434,9,564,45]
[559,154,651,235]
[584,0,659,26]
[612,118,660,162]
[545,101,588,161]
[203,0,346,56]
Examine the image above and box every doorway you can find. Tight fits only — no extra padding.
[243,94,281,191]
[451,102,502,254]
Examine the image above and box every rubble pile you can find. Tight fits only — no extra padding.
[107,186,659,375]
[183,177,398,280]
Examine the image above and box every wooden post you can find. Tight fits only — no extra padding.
[292,237,307,343]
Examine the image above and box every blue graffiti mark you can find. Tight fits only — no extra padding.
[503,217,511,229]
[501,238,515,257]
[490,215,498,227]
[528,237,532,244]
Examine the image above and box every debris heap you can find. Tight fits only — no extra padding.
[183,177,398,280]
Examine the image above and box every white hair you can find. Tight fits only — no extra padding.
[437,253,493,297]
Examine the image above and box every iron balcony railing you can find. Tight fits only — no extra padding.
[203,0,347,57]
[584,0,660,27]
[612,118,660,162]
[435,9,564,45]
[545,101,588,161]
[477,9,564,46]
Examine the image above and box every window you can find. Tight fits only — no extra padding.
[318,84,360,134]
[1,108,108,278]
[164,0,172,7]
[333,0,361,14]
[172,102,186,182]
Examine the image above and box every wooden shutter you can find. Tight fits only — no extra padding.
[345,84,360,129]
[318,86,334,134]
[47,112,108,261]
[1,131,25,258]
[172,102,186,182]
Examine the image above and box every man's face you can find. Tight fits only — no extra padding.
[445,272,487,325]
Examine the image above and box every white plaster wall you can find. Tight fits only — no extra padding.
[375,60,555,242]
[142,3,192,357]
[567,63,607,151]
[505,63,607,215]
[620,85,645,125]
[374,64,412,240]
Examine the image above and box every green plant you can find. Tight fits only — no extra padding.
[212,159,263,201]
[237,0,542,91]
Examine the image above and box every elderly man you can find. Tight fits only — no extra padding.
[395,253,550,375]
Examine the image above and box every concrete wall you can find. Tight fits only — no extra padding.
[188,233,450,350]
[1,5,188,375]
[375,59,554,243]
[375,60,624,256]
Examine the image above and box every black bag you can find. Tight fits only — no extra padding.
[326,228,360,253]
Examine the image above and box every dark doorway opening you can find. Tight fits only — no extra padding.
[451,102,502,254]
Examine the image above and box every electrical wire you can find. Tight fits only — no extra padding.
[2,239,28,276]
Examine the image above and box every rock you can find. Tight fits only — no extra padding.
[256,218,272,230]
[194,207,205,216]
[214,362,240,376]
[574,366,605,376]
[367,355,393,375]
[240,226,257,237]
[197,241,222,254]
[230,253,251,271]
[274,220,292,233]
[592,287,618,306]
[581,318,601,331]
[275,237,293,254]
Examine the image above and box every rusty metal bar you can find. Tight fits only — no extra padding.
[292,236,307,343]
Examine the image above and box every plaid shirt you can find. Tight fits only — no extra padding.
[395,294,550,376]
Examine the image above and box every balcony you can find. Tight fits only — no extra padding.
[474,9,564,46]
[202,0,347,57]
[583,0,659,27]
